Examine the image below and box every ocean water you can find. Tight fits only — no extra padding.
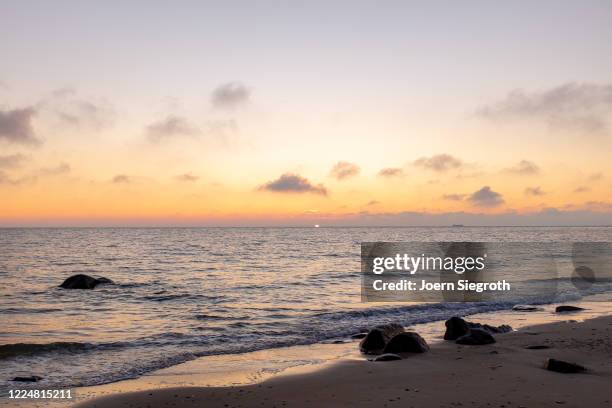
[1,227,611,392]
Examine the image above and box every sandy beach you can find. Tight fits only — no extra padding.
[73,311,612,408]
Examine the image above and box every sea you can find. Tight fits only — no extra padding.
[1,227,611,394]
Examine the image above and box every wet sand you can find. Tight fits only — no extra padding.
[73,312,612,408]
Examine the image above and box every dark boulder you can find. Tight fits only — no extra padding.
[12,376,42,382]
[456,328,496,345]
[360,323,404,354]
[555,305,585,313]
[545,358,586,373]
[374,353,402,362]
[59,274,113,290]
[383,332,429,354]
[444,316,511,340]
[444,316,470,340]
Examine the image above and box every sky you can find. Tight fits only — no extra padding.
[1,0,612,226]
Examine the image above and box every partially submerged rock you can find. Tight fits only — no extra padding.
[374,353,402,362]
[360,323,404,354]
[12,376,42,382]
[545,358,586,373]
[351,333,368,340]
[59,274,113,290]
[512,305,541,312]
[456,328,495,345]
[555,305,585,313]
[444,316,511,340]
[383,332,429,354]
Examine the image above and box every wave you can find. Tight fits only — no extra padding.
[0,342,96,360]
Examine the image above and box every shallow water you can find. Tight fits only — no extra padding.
[1,227,611,392]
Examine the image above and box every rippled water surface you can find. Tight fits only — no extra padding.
[1,227,611,391]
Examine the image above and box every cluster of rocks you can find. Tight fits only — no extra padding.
[443,316,511,345]
[359,323,429,361]
[358,307,588,374]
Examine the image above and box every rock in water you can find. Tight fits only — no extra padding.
[545,358,586,373]
[455,328,496,345]
[555,305,585,313]
[360,323,404,354]
[12,376,42,382]
[374,353,403,362]
[444,316,512,340]
[383,332,430,354]
[512,305,541,312]
[524,345,551,350]
[59,274,113,289]
[351,333,368,339]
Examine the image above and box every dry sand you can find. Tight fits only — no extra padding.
[74,314,612,408]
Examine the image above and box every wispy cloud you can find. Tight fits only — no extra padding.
[39,162,70,176]
[442,193,466,201]
[145,115,200,142]
[0,153,27,169]
[0,107,40,146]
[40,88,114,131]
[0,161,70,186]
[211,82,250,109]
[112,174,130,184]
[477,82,612,133]
[330,161,360,180]
[467,186,504,207]
[258,173,327,195]
[525,186,545,196]
[588,172,604,182]
[378,167,404,177]
[504,160,540,175]
[414,154,462,172]
[574,186,590,193]
[175,173,199,182]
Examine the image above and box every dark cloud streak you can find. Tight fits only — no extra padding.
[258,173,327,195]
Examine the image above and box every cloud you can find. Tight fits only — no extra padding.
[0,154,26,169]
[442,193,466,201]
[258,173,327,195]
[145,115,200,142]
[39,162,70,176]
[525,186,545,196]
[414,154,462,172]
[0,161,70,186]
[504,160,539,175]
[211,82,250,109]
[0,107,40,145]
[378,167,404,177]
[588,172,604,182]
[365,200,380,206]
[175,173,199,182]
[40,88,114,130]
[477,82,612,133]
[112,174,130,184]
[330,161,360,180]
[467,186,504,207]
[574,186,590,193]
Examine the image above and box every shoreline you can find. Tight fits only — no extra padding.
[6,298,611,408]
[72,309,612,408]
